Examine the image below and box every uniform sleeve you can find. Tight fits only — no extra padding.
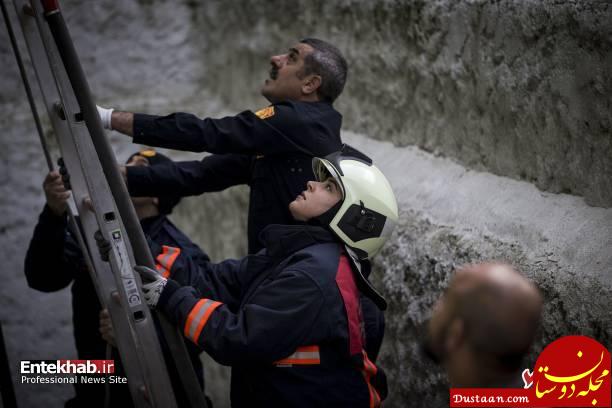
[132,103,316,156]
[24,206,78,292]
[127,154,251,198]
[157,270,325,366]
[149,240,245,307]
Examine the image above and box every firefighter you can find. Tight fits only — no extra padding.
[98,38,387,377]
[423,262,543,387]
[24,149,207,407]
[136,146,398,407]
[97,38,347,254]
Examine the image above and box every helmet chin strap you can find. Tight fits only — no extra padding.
[344,246,388,311]
[308,199,344,227]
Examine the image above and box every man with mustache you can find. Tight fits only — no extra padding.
[98,38,386,370]
[98,38,346,254]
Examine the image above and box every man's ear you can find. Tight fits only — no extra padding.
[302,74,322,96]
[152,197,159,206]
[445,318,465,353]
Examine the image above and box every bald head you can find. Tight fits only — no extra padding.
[454,263,542,365]
[426,262,543,386]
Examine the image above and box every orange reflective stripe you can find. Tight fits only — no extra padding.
[184,300,205,338]
[192,300,222,343]
[362,350,381,408]
[155,246,170,278]
[274,345,320,366]
[183,299,223,344]
[275,357,320,365]
[294,345,318,352]
[155,245,181,278]
[363,351,377,376]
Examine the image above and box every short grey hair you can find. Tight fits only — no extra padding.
[299,38,348,103]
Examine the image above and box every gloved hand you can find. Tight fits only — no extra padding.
[97,105,114,130]
[135,265,167,308]
[94,230,112,262]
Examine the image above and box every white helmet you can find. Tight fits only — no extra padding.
[312,145,399,261]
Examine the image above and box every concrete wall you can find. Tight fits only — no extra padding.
[354,132,611,406]
[0,1,610,407]
[193,0,612,207]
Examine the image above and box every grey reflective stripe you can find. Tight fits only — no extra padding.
[285,350,320,360]
[186,299,216,340]
[275,346,321,366]
[157,246,178,268]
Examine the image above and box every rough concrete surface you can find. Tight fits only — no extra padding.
[186,0,612,207]
[0,1,610,407]
[347,132,612,407]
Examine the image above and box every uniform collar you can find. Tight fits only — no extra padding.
[139,215,167,235]
[259,224,337,259]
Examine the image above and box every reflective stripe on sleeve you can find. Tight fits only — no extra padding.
[273,345,320,366]
[183,298,223,344]
[155,245,181,278]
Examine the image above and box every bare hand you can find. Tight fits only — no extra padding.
[119,165,127,184]
[99,309,116,347]
[83,197,95,213]
[43,171,70,216]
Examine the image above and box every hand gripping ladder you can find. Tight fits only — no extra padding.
[3,1,208,407]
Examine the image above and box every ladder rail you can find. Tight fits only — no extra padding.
[34,2,208,406]
[8,1,204,406]
[1,7,108,408]
[13,1,177,405]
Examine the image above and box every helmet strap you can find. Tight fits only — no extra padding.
[308,199,344,228]
[344,245,388,311]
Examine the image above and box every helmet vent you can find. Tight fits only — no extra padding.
[356,201,376,232]
[356,214,376,233]
[338,203,386,241]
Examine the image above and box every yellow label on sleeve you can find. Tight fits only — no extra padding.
[139,149,157,157]
[255,106,275,120]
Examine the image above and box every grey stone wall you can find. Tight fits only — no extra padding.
[190,0,612,207]
[351,133,611,407]
[1,1,610,407]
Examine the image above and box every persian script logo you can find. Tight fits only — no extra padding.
[523,335,610,407]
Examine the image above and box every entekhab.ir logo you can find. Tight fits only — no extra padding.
[522,335,610,407]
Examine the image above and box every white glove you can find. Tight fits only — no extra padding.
[97,105,114,130]
[135,265,167,308]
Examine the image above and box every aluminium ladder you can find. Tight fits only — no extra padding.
[4,1,208,407]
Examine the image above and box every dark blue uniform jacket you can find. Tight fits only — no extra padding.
[127,101,343,253]
[156,224,387,407]
[24,205,208,407]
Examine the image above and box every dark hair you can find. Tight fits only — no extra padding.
[126,150,181,215]
[299,38,348,103]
